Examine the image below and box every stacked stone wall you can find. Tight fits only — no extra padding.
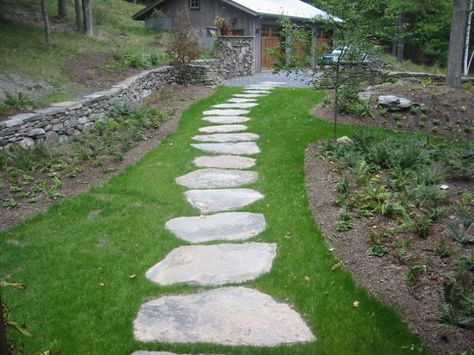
[213,36,255,79]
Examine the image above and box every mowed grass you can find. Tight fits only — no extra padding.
[0,87,427,354]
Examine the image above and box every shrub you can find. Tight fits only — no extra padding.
[3,91,34,110]
[166,6,203,67]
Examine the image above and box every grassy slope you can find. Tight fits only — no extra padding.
[0,0,160,103]
[0,87,426,354]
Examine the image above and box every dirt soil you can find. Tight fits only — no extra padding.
[64,52,142,90]
[0,84,213,231]
[312,83,474,141]
[305,143,474,354]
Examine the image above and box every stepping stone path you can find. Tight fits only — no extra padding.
[133,82,315,352]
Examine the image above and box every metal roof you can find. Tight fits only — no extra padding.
[227,0,342,22]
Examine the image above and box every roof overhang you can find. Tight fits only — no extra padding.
[133,0,166,21]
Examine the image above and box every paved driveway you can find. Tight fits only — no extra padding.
[223,70,319,88]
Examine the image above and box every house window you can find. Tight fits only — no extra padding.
[189,0,200,10]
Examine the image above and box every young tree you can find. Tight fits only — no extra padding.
[463,0,473,75]
[0,296,9,355]
[40,0,52,43]
[58,0,68,19]
[446,0,470,87]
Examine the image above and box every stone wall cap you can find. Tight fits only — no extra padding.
[1,113,38,129]
[51,101,83,110]
[33,106,65,115]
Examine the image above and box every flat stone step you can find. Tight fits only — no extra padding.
[192,133,259,143]
[133,287,316,346]
[193,155,256,169]
[145,243,277,286]
[212,103,258,109]
[165,212,266,243]
[199,124,248,133]
[227,98,257,103]
[132,352,177,355]
[260,81,285,86]
[234,94,266,98]
[202,116,250,124]
[203,109,249,116]
[245,86,275,91]
[176,169,258,189]
[185,188,264,213]
[243,90,270,95]
[191,142,260,155]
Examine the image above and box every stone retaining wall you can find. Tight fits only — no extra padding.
[381,70,474,84]
[213,37,255,79]
[0,61,220,149]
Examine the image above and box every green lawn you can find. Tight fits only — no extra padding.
[0,87,427,354]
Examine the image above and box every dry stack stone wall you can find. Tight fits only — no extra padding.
[0,62,221,149]
[213,37,255,79]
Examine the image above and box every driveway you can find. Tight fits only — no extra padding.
[223,70,319,88]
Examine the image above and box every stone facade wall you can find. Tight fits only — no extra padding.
[213,36,255,79]
[0,61,221,149]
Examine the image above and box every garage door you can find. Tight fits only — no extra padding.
[261,25,282,70]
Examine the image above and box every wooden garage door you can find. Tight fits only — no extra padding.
[261,25,282,70]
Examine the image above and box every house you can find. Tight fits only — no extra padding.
[133,0,342,72]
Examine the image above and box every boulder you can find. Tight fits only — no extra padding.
[378,95,414,111]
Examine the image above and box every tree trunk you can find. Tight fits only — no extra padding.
[0,296,10,355]
[58,0,67,19]
[446,0,469,87]
[333,65,340,141]
[40,0,52,44]
[396,12,404,62]
[82,0,93,36]
[463,0,473,75]
[74,0,83,32]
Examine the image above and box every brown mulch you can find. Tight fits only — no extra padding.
[305,143,474,355]
[0,84,214,231]
[311,83,474,141]
[63,51,141,90]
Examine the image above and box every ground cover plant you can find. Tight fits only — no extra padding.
[314,130,473,350]
[0,87,427,354]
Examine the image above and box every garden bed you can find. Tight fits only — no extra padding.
[0,84,213,230]
[305,132,473,354]
[311,82,474,141]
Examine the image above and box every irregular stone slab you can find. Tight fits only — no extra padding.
[260,81,285,86]
[193,155,256,169]
[145,243,277,286]
[227,98,257,103]
[203,109,249,116]
[378,95,414,110]
[199,124,248,133]
[191,142,260,155]
[243,90,270,95]
[245,86,275,91]
[202,116,250,124]
[234,94,266,98]
[133,287,316,346]
[185,188,264,213]
[132,352,177,355]
[192,133,259,143]
[212,103,258,109]
[165,212,265,242]
[176,169,258,189]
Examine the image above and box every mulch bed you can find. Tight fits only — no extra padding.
[0,84,213,231]
[311,83,474,141]
[305,143,474,354]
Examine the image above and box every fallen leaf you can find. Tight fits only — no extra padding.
[304,276,311,282]
[353,300,360,308]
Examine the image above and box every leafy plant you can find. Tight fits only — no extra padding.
[370,245,388,257]
[3,91,34,110]
[445,221,474,244]
[412,213,432,238]
[336,209,355,232]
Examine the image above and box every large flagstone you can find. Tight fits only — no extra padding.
[203,109,249,116]
[192,133,259,143]
[233,94,267,98]
[145,243,277,286]
[243,90,270,95]
[212,103,258,109]
[202,116,250,124]
[165,212,265,243]
[191,142,260,155]
[176,168,257,189]
[193,155,256,169]
[133,287,316,346]
[227,98,257,103]
[198,124,248,133]
[185,188,264,213]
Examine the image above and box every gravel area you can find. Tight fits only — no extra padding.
[223,70,317,87]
